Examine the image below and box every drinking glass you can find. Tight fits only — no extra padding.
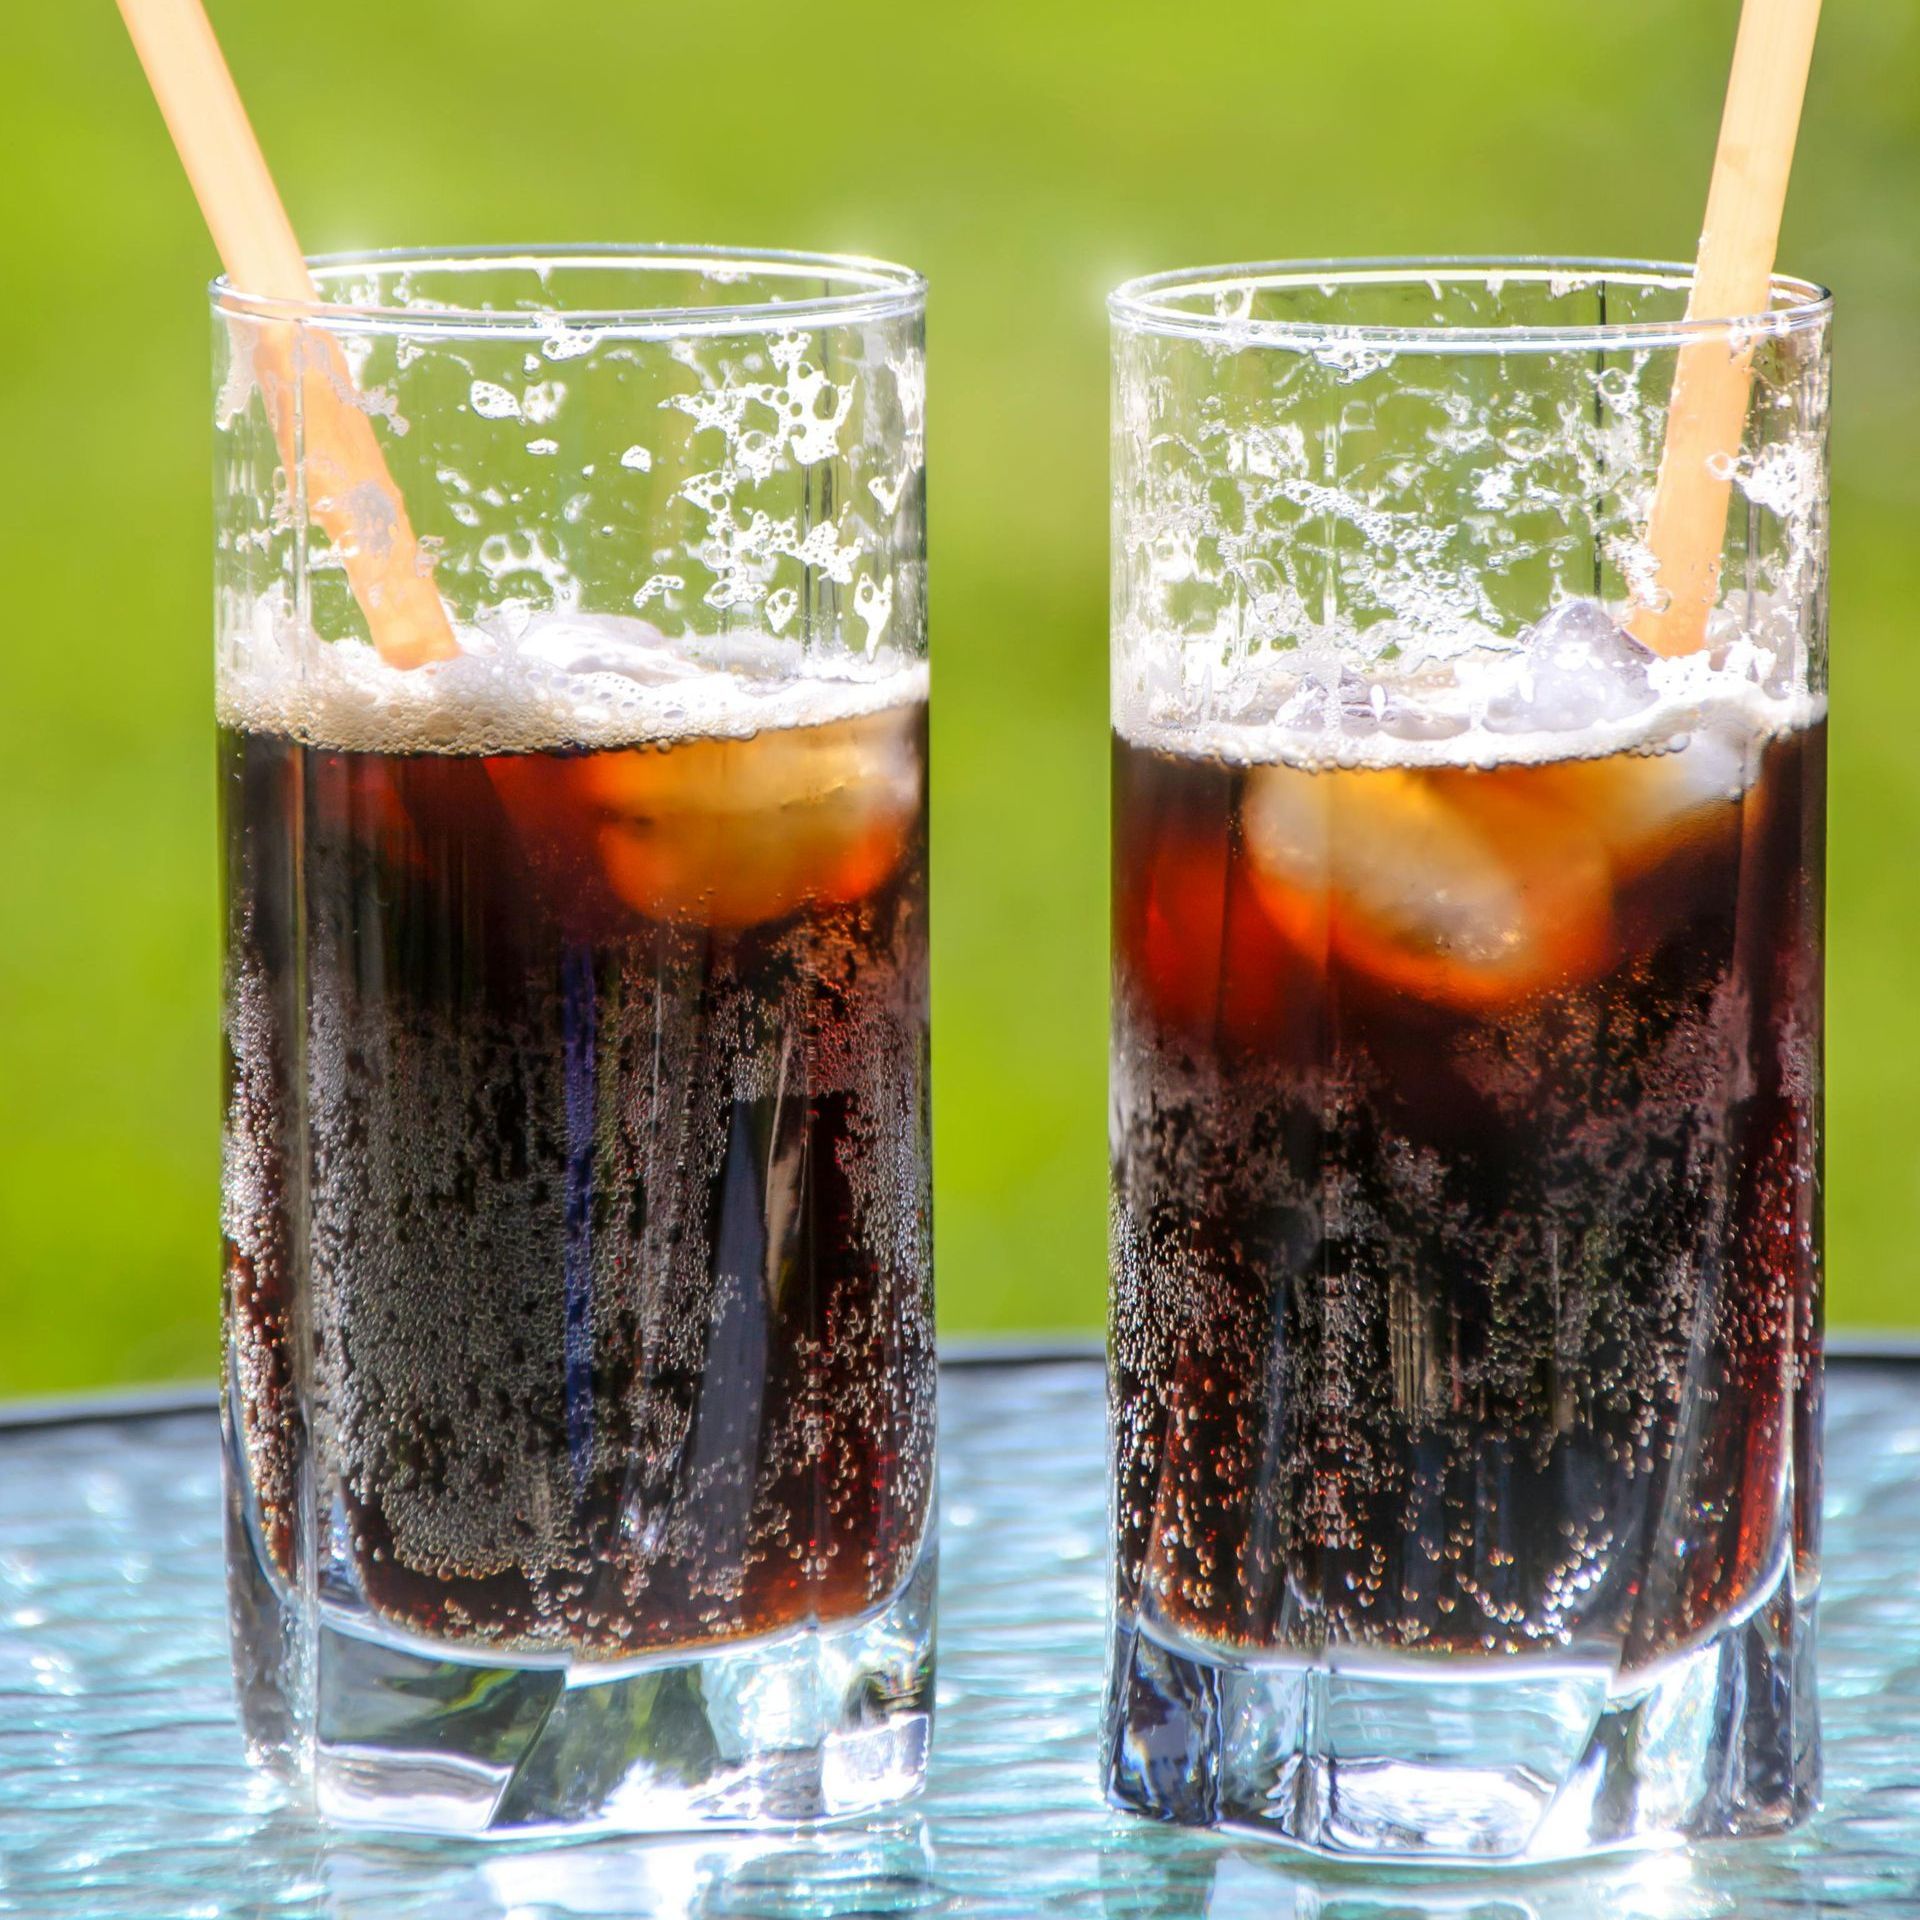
[215,247,933,1835]
[1105,258,1828,1860]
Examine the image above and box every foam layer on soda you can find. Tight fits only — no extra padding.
[217,597,928,756]
[1114,598,1822,773]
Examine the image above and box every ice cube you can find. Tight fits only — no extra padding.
[1272,666,1381,736]
[1336,668,1382,738]
[1373,672,1471,742]
[1239,761,1612,1008]
[1273,676,1330,733]
[1528,721,1755,873]
[1378,700,1470,743]
[1484,601,1657,735]
[577,704,922,927]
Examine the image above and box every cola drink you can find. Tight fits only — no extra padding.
[221,649,933,1664]
[1109,648,1824,1675]
[1104,255,1831,1859]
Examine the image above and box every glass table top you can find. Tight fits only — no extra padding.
[2,1355,1918,1917]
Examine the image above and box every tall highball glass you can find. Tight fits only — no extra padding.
[216,248,933,1835]
[1105,260,1828,1860]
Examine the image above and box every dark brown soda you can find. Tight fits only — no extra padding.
[221,702,933,1658]
[1109,720,1823,1668]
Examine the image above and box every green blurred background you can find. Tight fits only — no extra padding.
[1,2,1915,1395]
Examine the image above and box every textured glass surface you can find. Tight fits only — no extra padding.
[2,1359,1916,1916]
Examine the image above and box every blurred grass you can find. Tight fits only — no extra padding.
[0,1,1915,1393]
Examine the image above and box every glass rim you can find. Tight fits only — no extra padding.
[1108,255,1833,353]
[210,243,927,338]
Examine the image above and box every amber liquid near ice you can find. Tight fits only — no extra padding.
[1110,720,1824,1668]
[222,701,932,1659]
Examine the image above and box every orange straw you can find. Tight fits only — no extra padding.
[115,0,457,667]
[1630,0,1823,658]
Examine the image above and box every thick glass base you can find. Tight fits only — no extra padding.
[1103,1570,1817,1863]
[313,1564,935,1836]
[227,1472,936,1836]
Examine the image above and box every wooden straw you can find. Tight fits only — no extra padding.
[1630,0,1823,658]
[116,0,456,667]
